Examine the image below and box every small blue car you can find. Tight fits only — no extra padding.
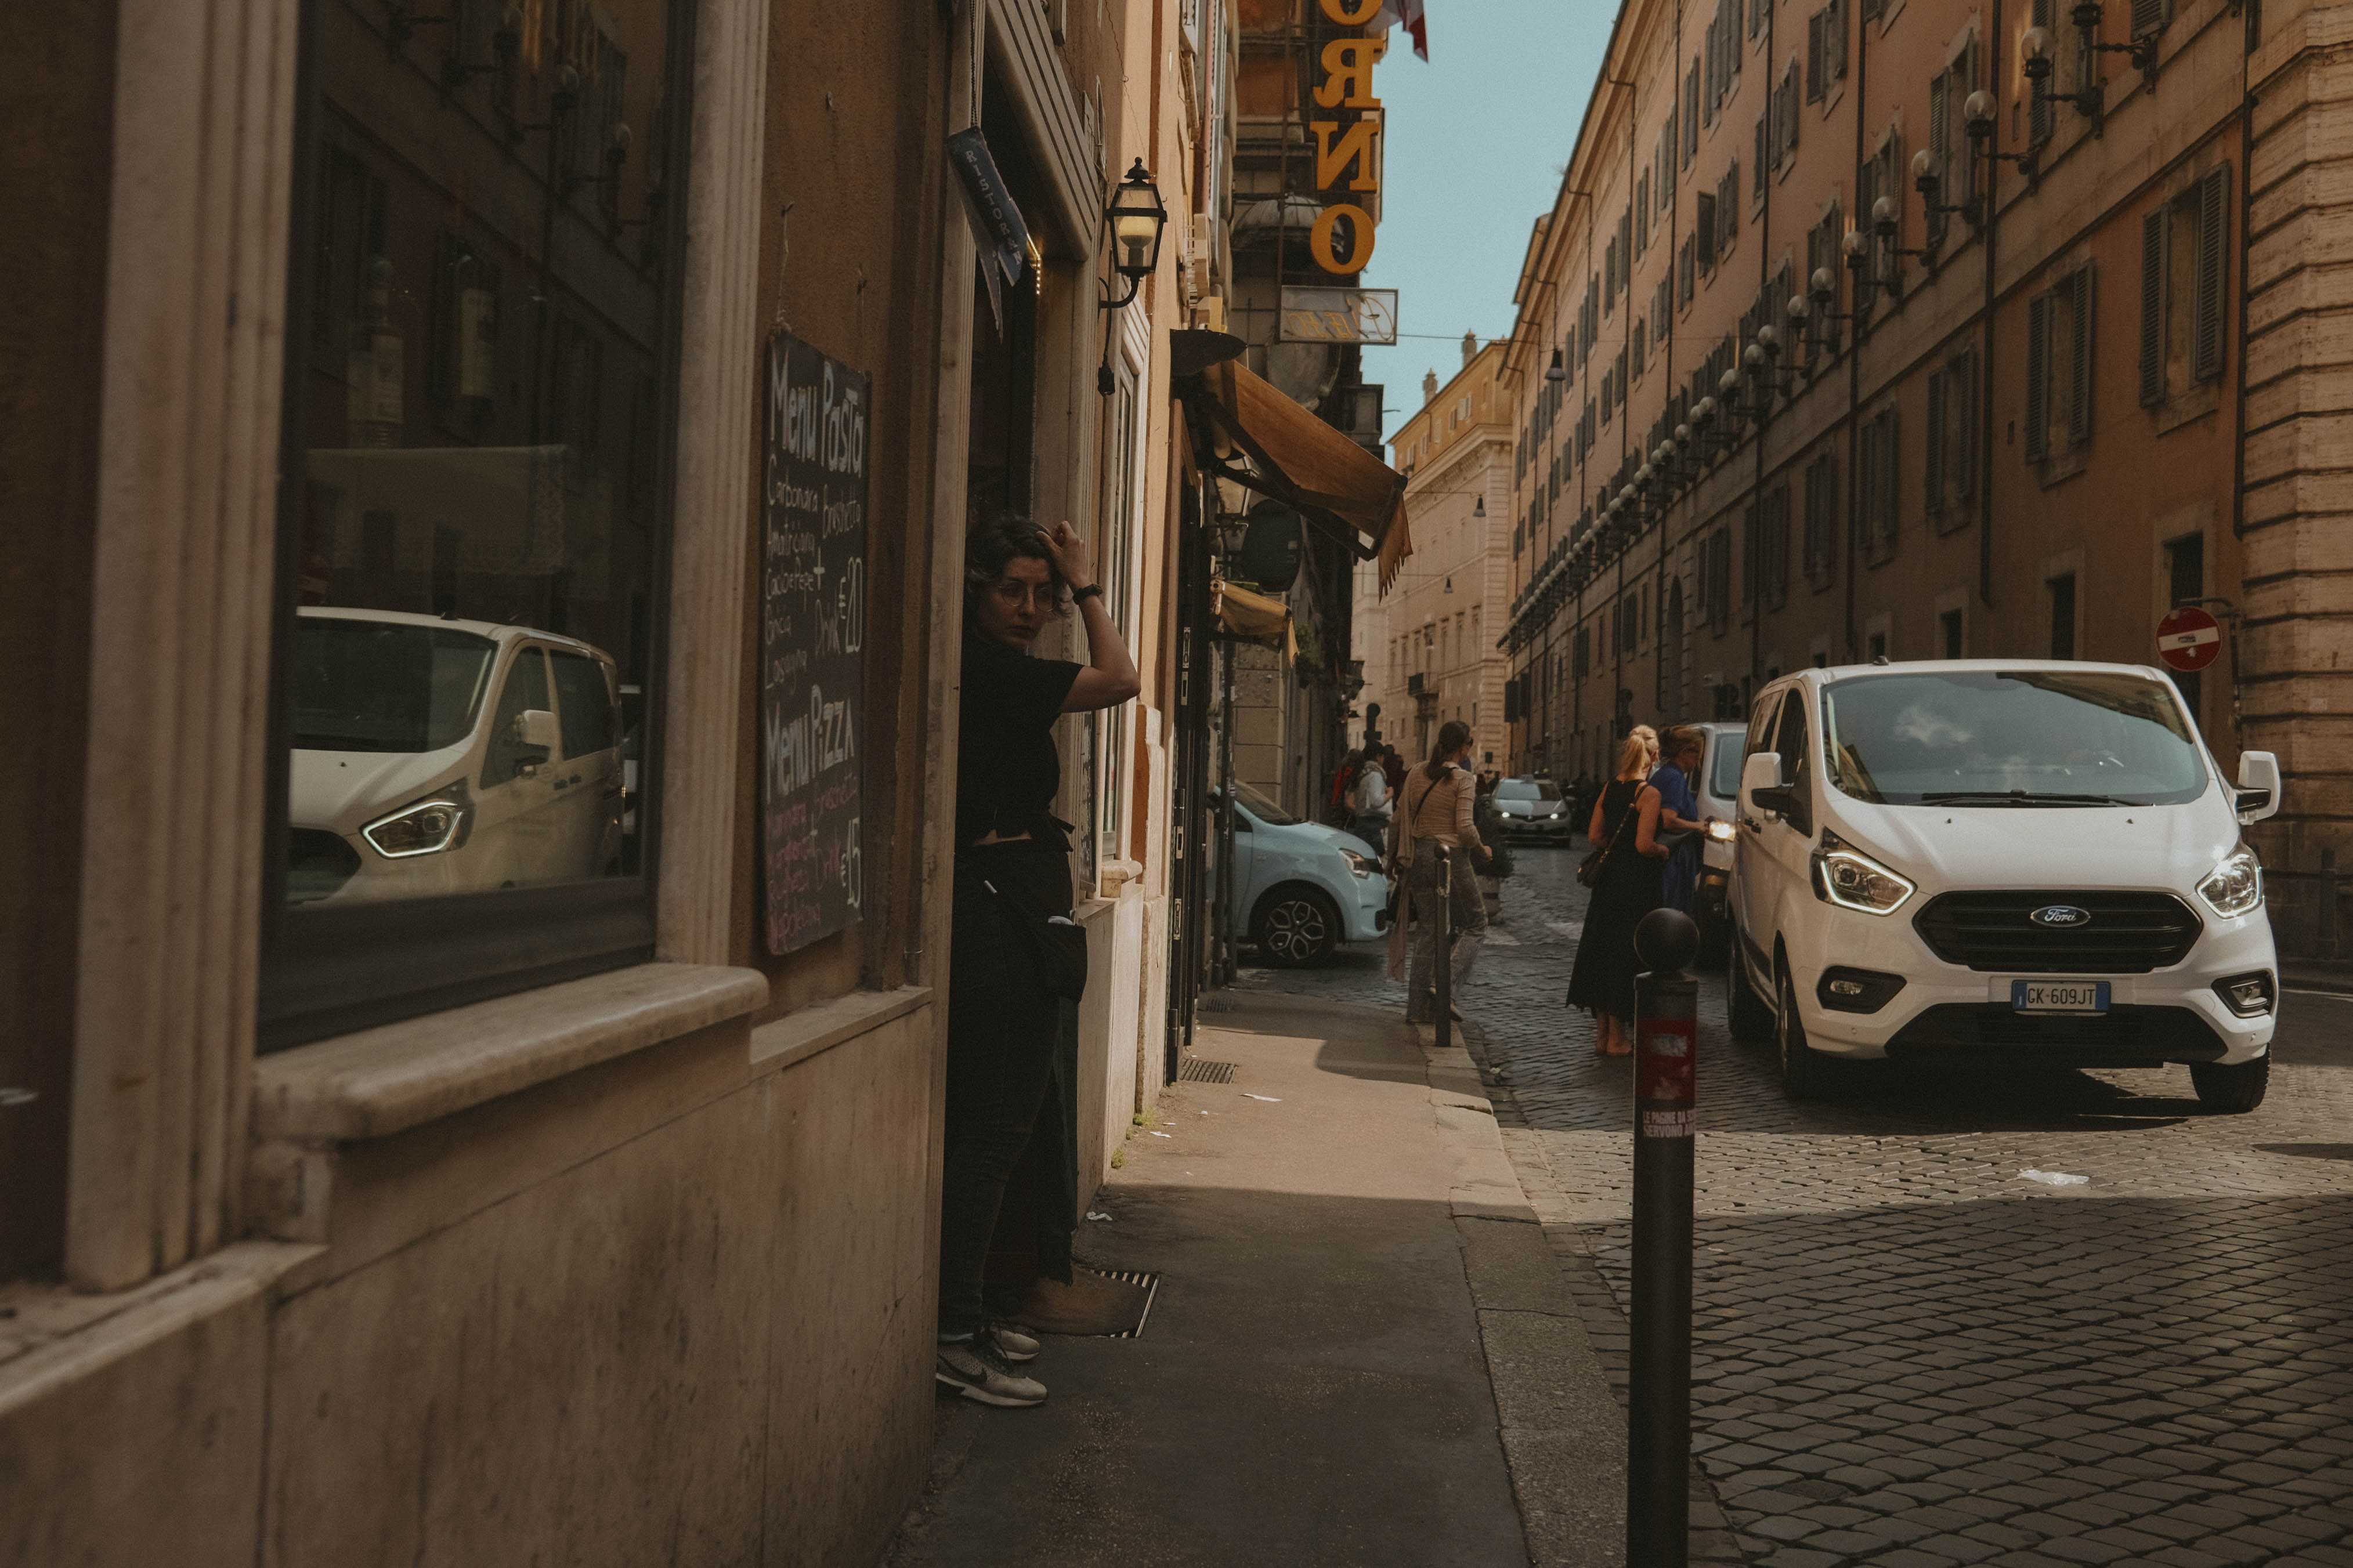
[1219,783,1392,967]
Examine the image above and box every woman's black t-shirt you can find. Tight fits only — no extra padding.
[957,632,1083,847]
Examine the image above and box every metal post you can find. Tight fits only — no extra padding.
[2322,848,2340,960]
[1629,908,1700,1568]
[1433,846,1453,1052]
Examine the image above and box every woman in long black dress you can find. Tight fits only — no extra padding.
[1566,729,1673,1056]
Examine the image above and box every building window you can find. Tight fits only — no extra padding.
[1927,37,1978,252]
[1802,447,1839,586]
[2141,168,2232,408]
[2027,266,2095,461]
[1807,0,1848,101]
[1925,347,1978,528]
[2049,573,2079,659]
[1856,403,1902,559]
[266,0,695,1047]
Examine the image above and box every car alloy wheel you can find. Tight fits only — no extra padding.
[1257,890,1337,968]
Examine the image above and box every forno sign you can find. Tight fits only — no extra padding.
[1310,0,1383,277]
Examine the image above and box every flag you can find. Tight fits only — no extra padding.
[1374,0,1428,60]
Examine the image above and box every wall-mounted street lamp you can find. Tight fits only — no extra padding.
[2022,26,2105,134]
[1871,197,1932,290]
[1101,160,1169,310]
[1963,89,2040,193]
[2072,2,2161,81]
[1913,147,1979,234]
[1546,349,1568,383]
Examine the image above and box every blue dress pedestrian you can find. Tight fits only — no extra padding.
[1649,758,1700,914]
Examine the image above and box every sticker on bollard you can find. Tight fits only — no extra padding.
[1636,1013,1696,1138]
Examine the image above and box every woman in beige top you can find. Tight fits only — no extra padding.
[1388,719,1488,1025]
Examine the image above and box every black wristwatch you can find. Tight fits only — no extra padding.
[1071,584,1105,604]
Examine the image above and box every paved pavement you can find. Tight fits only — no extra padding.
[1242,847,2353,1568]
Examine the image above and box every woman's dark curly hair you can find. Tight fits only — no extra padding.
[964,512,1069,615]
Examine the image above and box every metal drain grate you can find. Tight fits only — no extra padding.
[1089,1269,1161,1338]
[1178,1058,1237,1084]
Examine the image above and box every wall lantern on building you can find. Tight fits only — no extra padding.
[1101,159,1169,310]
[1912,147,1979,233]
[2071,2,2163,81]
[2022,27,2107,133]
[1473,496,1486,516]
[1964,89,2040,189]
[1546,349,1568,383]
[1870,198,1931,292]
[1841,228,1878,315]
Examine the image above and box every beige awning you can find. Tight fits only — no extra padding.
[1212,575,1296,659]
[1172,331,1414,593]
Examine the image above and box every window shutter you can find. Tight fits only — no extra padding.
[2029,0,2055,147]
[1925,371,1946,517]
[1697,193,1718,269]
[1856,420,1877,546]
[1756,113,1769,184]
[1881,409,1901,545]
[2070,267,2097,446]
[1808,10,1826,101]
[2131,0,2167,36]
[2023,292,2042,456]
[2139,209,2166,407]
[1787,67,1801,155]
[2194,166,2229,383]
[1957,351,1979,504]
[1724,165,1740,244]
[1828,0,1848,81]
[1928,73,1950,244]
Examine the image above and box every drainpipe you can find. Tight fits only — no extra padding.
[1749,0,1778,693]
[1979,15,2003,611]
[1843,0,1872,661]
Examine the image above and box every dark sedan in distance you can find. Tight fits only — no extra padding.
[1491,776,1576,843]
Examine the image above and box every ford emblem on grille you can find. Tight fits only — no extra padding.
[2030,904,2091,928]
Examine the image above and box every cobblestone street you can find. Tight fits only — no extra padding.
[1233,849,2353,1567]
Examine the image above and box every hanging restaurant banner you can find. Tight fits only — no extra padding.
[948,126,1032,331]
[759,330,871,955]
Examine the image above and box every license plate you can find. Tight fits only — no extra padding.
[2011,979,2110,1014]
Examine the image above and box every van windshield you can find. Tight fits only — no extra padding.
[292,618,497,753]
[1821,669,2209,806]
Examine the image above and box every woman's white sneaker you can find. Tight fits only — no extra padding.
[988,1324,1042,1363]
[935,1334,1047,1407]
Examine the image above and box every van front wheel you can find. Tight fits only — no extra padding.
[2190,1055,2269,1114]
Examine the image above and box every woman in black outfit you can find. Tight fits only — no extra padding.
[938,515,1139,1408]
[1565,729,1672,1056]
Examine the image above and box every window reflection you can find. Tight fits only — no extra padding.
[286,0,677,906]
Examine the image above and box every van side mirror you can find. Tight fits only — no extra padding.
[1741,751,1794,817]
[512,708,559,759]
[2236,749,2282,824]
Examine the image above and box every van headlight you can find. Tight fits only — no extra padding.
[1338,847,1380,879]
[2197,845,2264,918]
[1810,833,1916,915]
[362,797,467,858]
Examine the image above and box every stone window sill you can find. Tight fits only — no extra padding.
[253,962,770,1143]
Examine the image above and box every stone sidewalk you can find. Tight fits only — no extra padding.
[884,989,1627,1568]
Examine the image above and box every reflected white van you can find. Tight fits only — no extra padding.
[288,609,625,903]
[1726,661,2282,1113]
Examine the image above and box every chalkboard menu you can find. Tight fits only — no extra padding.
[759,331,871,955]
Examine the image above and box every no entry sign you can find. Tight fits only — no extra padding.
[2157,605,2224,672]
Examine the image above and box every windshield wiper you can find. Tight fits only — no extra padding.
[1917,790,2145,806]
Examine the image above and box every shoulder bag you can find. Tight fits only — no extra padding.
[1575,784,1639,890]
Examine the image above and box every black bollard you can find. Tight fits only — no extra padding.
[1628,906,1700,1568]
[1433,846,1453,1053]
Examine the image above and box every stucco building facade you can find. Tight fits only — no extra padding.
[1,0,1238,1560]
[1499,0,2353,951]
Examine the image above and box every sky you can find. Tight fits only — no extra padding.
[1356,1,1620,445]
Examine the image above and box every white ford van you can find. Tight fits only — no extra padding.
[287,608,626,903]
[1725,661,2283,1113]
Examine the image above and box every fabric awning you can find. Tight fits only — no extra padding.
[1172,330,1414,593]
[1212,575,1296,660]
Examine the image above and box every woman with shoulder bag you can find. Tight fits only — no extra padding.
[1389,720,1490,1027]
[938,513,1140,1408]
[1566,729,1673,1056]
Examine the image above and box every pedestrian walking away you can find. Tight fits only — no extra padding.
[1389,719,1490,1026]
[1349,747,1392,851]
[1649,725,1708,915]
[1566,729,1672,1056]
[939,513,1140,1408]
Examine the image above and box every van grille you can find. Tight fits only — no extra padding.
[1911,890,2202,974]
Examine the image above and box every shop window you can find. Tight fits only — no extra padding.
[262,0,693,1048]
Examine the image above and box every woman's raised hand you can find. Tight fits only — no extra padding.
[1037,520,1096,593]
